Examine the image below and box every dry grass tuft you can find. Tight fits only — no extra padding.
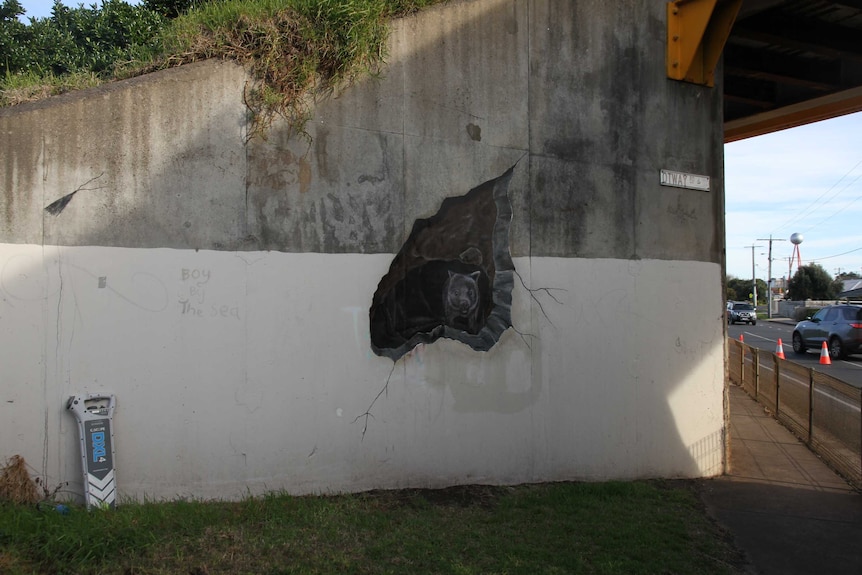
[142,5,383,139]
[0,71,103,107]
[0,455,40,505]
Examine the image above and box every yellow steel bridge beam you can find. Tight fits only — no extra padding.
[667,0,742,87]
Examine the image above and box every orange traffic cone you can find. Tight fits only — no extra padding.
[775,338,785,360]
[739,334,744,342]
[819,341,831,365]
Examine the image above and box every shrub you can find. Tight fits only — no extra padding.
[794,307,821,321]
[10,0,167,77]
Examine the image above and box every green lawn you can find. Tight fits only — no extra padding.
[0,480,749,575]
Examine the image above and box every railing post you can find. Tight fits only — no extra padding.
[808,368,814,445]
[753,347,760,402]
[774,351,780,417]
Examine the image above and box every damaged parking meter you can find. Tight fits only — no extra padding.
[67,394,117,509]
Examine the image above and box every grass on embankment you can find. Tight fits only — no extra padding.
[2,0,446,136]
[0,480,749,575]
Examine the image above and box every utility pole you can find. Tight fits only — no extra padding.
[757,235,786,319]
[745,245,763,310]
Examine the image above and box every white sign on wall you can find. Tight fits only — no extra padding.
[660,169,710,191]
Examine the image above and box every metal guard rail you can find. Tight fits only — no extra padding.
[728,337,862,489]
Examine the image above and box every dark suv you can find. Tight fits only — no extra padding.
[792,304,862,360]
[728,302,757,325]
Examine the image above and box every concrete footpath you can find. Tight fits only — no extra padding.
[700,385,862,575]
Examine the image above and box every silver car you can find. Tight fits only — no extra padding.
[792,304,862,360]
[728,302,757,325]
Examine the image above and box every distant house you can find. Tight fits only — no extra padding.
[837,278,862,301]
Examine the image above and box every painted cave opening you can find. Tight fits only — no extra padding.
[369,166,516,360]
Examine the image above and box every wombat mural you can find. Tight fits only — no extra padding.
[443,270,482,333]
[369,166,515,360]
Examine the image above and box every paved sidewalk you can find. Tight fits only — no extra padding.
[700,385,862,575]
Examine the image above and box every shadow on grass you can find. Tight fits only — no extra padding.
[0,480,752,575]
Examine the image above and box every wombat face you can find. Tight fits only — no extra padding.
[444,271,480,317]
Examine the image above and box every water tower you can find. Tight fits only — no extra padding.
[789,232,803,281]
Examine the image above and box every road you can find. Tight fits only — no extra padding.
[727,318,862,389]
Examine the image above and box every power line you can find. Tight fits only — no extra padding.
[801,173,862,234]
[808,246,862,262]
[770,157,862,236]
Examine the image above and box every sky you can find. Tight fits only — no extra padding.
[724,111,862,283]
[16,0,132,21]
[19,0,74,20]
[16,2,862,285]
[16,0,48,20]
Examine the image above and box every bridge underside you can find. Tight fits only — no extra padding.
[721,0,862,141]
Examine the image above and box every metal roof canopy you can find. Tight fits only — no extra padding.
[667,0,862,142]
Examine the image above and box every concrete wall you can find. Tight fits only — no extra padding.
[0,0,727,501]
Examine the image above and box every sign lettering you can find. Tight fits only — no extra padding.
[660,169,710,191]
[92,431,106,462]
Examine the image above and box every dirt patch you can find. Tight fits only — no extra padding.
[361,484,510,509]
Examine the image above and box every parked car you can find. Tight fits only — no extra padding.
[728,302,757,325]
[792,304,862,360]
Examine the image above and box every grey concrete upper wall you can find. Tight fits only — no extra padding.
[527,1,724,261]
[1,0,724,264]
[1,61,250,249]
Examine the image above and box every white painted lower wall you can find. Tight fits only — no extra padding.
[0,244,725,500]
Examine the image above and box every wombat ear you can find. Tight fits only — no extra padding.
[470,271,481,280]
[448,270,455,278]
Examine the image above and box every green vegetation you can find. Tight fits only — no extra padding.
[786,263,835,301]
[725,277,767,304]
[1,0,445,135]
[0,481,748,575]
[728,264,857,304]
[793,306,821,321]
[1,0,166,82]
